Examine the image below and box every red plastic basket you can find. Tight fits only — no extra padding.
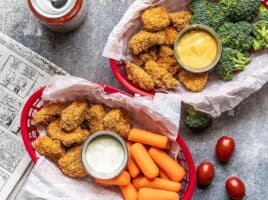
[20,84,196,200]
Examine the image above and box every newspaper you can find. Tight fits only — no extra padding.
[0,31,67,199]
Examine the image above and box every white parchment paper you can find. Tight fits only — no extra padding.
[19,75,182,200]
[103,0,268,117]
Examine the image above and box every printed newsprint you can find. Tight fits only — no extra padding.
[0,32,67,199]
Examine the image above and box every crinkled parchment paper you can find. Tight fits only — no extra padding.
[19,75,181,200]
[103,0,268,117]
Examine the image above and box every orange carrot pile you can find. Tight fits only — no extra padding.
[95,128,186,200]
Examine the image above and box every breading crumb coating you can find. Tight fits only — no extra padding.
[132,47,158,66]
[33,103,66,126]
[141,7,170,31]
[164,26,179,46]
[84,104,106,133]
[34,136,65,161]
[169,11,192,31]
[178,70,208,92]
[58,146,87,178]
[60,100,88,132]
[145,60,179,90]
[48,119,91,147]
[129,30,165,55]
[126,62,155,91]
[103,108,131,138]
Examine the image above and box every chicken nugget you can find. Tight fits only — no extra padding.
[132,47,158,66]
[84,104,106,133]
[103,108,131,138]
[169,11,192,31]
[178,70,208,92]
[145,60,179,90]
[34,136,65,162]
[129,30,165,55]
[126,62,155,91]
[60,100,88,132]
[141,7,170,32]
[33,103,66,126]
[48,119,90,147]
[164,26,179,46]
[58,146,87,178]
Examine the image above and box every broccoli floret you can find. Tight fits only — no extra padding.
[184,107,212,131]
[226,0,262,22]
[259,4,268,21]
[253,20,268,50]
[218,21,253,52]
[189,0,227,30]
[216,47,251,81]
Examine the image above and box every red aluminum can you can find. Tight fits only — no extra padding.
[28,0,87,32]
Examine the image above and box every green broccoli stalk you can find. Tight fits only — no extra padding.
[184,107,212,131]
[216,47,251,81]
[253,20,268,50]
[217,21,253,52]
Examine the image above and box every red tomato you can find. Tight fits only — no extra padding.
[226,177,246,200]
[216,136,235,162]
[197,162,215,186]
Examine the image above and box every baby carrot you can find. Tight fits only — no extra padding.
[159,170,169,180]
[130,143,159,179]
[126,142,140,178]
[120,182,138,200]
[95,171,130,186]
[134,177,181,192]
[128,128,169,149]
[138,188,179,200]
[149,148,185,182]
[133,176,144,189]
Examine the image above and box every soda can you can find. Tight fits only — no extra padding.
[28,0,87,32]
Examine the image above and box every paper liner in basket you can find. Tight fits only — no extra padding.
[20,75,182,200]
[102,0,268,117]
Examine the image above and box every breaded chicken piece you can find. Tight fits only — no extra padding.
[58,146,87,178]
[125,63,155,91]
[33,103,66,126]
[129,30,165,55]
[164,26,179,46]
[132,47,158,66]
[157,46,181,75]
[178,70,208,92]
[60,100,88,132]
[48,120,91,147]
[141,7,170,32]
[34,136,65,162]
[169,11,192,31]
[103,108,131,138]
[145,60,179,90]
[84,104,106,133]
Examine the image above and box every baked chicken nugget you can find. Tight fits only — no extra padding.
[141,7,170,31]
[145,60,179,90]
[34,136,65,162]
[58,146,87,178]
[169,11,192,31]
[126,63,155,91]
[164,26,179,46]
[60,100,88,132]
[48,119,90,147]
[84,104,106,133]
[132,47,158,66]
[33,103,66,126]
[178,70,208,92]
[129,30,165,55]
[103,108,131,138]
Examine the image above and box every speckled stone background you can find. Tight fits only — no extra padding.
[0,0,267,199]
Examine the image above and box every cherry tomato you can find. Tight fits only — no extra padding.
[197,162,215,186]
[226,177,246,200]
[216,136,235,162]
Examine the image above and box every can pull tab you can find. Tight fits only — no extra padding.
[51,0,68,9]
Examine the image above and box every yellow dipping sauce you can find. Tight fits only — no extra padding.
[176,30,218,70]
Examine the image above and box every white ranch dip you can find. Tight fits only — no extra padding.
[85,136,125,174]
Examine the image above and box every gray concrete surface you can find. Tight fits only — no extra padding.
[0,0,267,199]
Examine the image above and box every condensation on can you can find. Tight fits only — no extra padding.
[28,0,88,32]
